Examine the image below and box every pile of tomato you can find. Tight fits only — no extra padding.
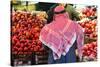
[11,12,46,55]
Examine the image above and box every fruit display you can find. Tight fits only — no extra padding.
[11,2,98,66]
[82,6,97,17]
[82,42,97,61]
[79,20,96,34]
[76,6,97,61]
[78,19,97,38]
[77,6,97,40]
[11,11,46,55]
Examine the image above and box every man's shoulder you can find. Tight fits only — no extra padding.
[72,21,82,29]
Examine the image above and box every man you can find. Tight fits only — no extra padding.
[39,5,84,63]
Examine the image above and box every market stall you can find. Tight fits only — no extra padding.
[76,5,97,61]
[11,1,97,66]
[11,11,48,65]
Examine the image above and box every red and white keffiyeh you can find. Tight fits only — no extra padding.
[39,6,84,60]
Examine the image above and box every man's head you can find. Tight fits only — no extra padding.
[54,5,66,14]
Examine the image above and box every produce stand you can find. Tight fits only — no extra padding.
[11,1,97,65]
[11,11,49,65]
[76,5,97,61]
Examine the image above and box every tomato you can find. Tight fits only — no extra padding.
[82,42,97,59]
[12,12,45,55]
